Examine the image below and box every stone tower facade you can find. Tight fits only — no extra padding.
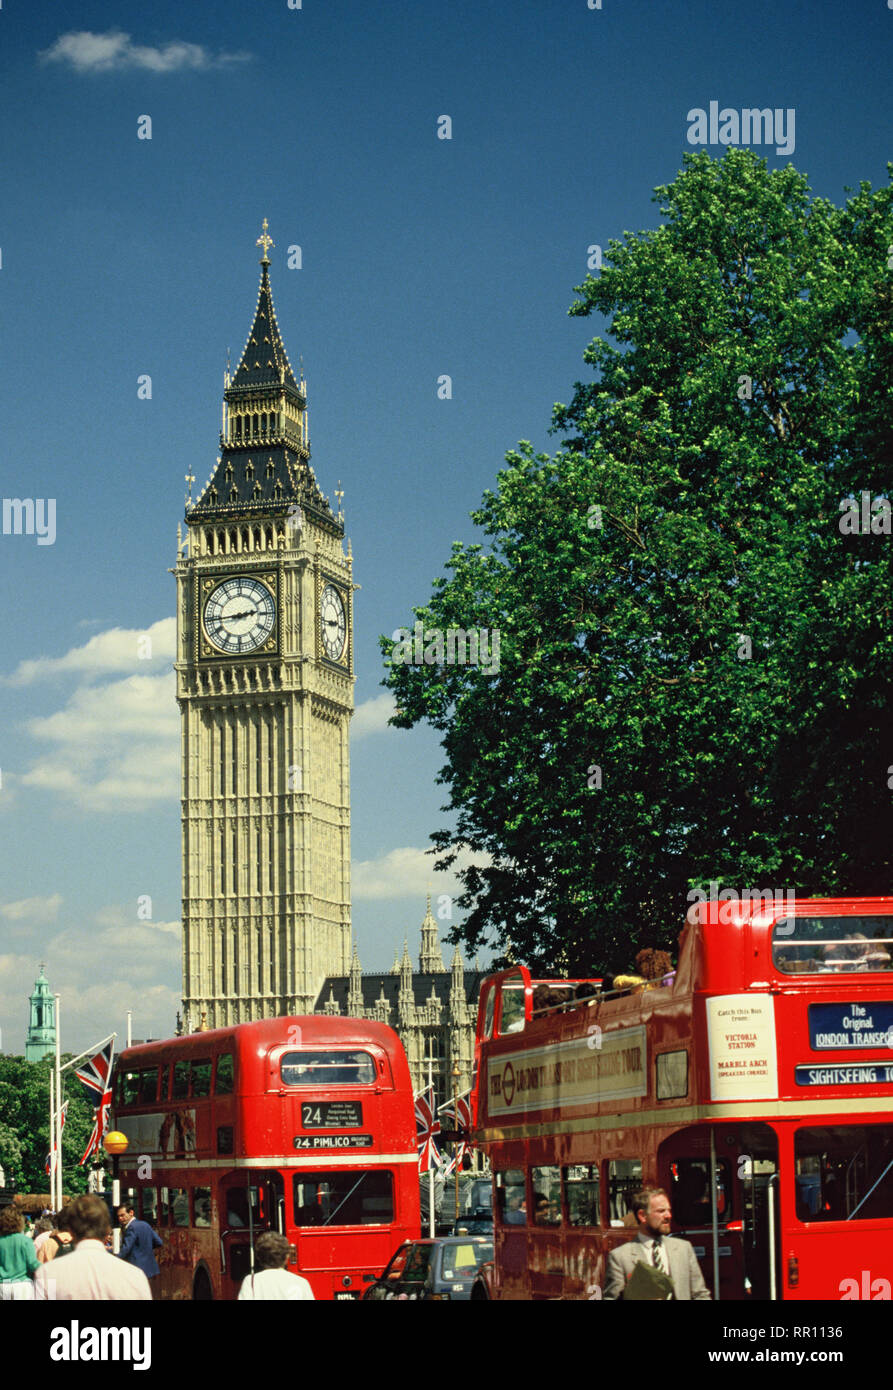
[176,225,353,1030]
[26,964,56,1062]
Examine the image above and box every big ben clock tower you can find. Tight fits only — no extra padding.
[175,223,353,1029]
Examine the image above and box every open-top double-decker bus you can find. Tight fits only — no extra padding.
[471,896,893,1300]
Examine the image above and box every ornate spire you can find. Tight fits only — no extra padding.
[188,225,339,532]
[419,895,446,973]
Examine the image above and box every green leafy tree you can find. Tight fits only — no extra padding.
[382,150,893,975]
[0,1056,97,1196]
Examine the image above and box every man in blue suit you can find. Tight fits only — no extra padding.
[117,1204,163,1286]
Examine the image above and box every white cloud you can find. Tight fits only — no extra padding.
[5,618,175,686]
[0,894,63,923]
[21,671,179,812]
[352,845,490,901]
[351,693,396,739]
[0,908,182,1054]
[39,31,252,75]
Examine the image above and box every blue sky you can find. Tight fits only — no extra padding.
[1,0,891,1052]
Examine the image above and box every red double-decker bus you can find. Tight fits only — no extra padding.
[471,896,893,1300]
[111,1015,420,1300]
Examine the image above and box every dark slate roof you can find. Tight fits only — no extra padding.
[189,444,337,527]
[316,970,486,1015]
[230,264,299,391]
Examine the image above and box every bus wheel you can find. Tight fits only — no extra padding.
[192,1269,214,1301]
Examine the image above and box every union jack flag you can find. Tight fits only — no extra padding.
[414,1086,442,1173]
[438,1091,473,1175]
[74,1038,115,1166]
[45,1100,69,1176]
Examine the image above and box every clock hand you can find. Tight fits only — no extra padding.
[226,607,257,621]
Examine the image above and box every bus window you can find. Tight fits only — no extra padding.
[564,1164,601,1228]
[118,1071,140,1107]
[482,986,496,1040]
[172,1061,190,1100]
[498,984,526,1035]
[669,1158,731,1226]
[159,1188,171,1225]
[795,1125,893,1222]
[495,1169,527,1225]
[280,1051,375,1086]
[191,1060,212,1098]
[217,1125,234,1155]
[226,1174,285,1231]
[171,1189,190,1228]
[215,1053,234,1094]
[531,1167,562,1226]
[608,1159,642,1226]
[137,1068,159,1104]
[141,1188,158,1224]
[292,1171,394,1226]
[193,1187,212,1228]
[773,916,893,974]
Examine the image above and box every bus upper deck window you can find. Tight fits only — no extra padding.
[482,987,496,1040]
[498,986,526,1036]
[280,1050,376,1086]
[191,1060,212,1098]
[774,916,893,974]
[215,1054,234,1094]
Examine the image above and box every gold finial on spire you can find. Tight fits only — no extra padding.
[335,481,344,518]
[257,218,274,263]
[185,472,195,507]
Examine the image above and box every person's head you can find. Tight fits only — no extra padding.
[33,1217,54,1237]
[117,1204,135,1226]
[65,1194,111,1244]
[54,1208,71,1234]
[631,1187,672,1236]
[0,1205,24,1236]
[254,1231,291,1272]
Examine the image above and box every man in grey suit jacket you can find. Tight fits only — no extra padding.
[603,1187,711,1300]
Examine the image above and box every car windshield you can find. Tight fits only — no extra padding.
[441,1241,493,1279]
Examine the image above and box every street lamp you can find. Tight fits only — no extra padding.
[104,1131,129,1254]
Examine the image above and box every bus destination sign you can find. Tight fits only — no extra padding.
[293,1133,374,1149]
[796,1063,893,1086]
[300,1101,363,1128]
[809,1002,893,1051]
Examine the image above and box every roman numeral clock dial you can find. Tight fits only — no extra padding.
[203,576,276,655]
[320,582,347,661]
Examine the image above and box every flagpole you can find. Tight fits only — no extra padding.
[54,993,62,1212]
[49,1068,55,1201]
[427,1051,435,1238]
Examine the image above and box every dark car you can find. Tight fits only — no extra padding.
[363,1236,494,1301]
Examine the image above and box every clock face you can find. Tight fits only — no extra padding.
[203,576,276,655]
[320,583,347,661]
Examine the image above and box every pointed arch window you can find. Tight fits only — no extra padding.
[229,486,239,503]
[209,487,218,504]
[253,482,262,500]
[266,459,276,478]
[225,462,234,480]
[245,460,254,479]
